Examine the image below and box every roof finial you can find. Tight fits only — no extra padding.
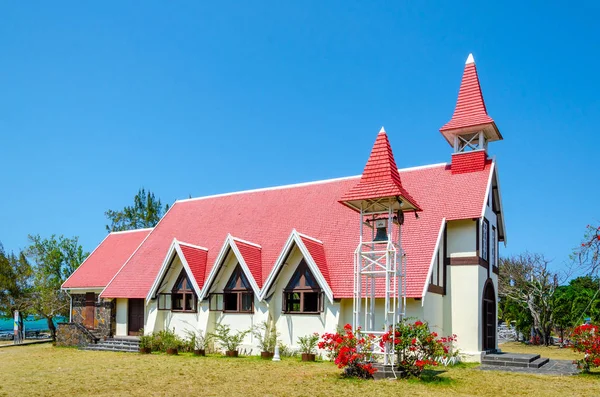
[466,53,475,65]
[379,126,386,134]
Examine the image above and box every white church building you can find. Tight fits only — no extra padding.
[61,54,506,361]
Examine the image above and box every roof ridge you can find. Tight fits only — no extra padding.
[296,231,324,244]
[177,240,209,251]
[231,236,262,248]
[176,163,447,204]
[109,228,154,235]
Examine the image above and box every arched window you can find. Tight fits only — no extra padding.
[171,271,197,312]
[223,265,254,313]
[283,261,323,314]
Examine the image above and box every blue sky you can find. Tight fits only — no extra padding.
[1,1,598,273]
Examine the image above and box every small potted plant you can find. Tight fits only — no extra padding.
[139,331,152,354]
[212,323,250,357]
[298,333,319,361]
[163,330,181,355]
[252,321,279,359]
[185,329,212,356]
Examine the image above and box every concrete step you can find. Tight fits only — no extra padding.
[529,357,550,368]
[372,364,397,380]
[107,338,140,343]
[483,353,539,363]
[482,353,549,369]
[99,340,140,346]
[83,345,139,353]
[92,342,139,348]
[96,343,139,349]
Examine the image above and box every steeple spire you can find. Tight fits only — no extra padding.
[340,127,420,213]
[440,53,502,151]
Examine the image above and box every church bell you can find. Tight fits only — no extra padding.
[373,219,388,242]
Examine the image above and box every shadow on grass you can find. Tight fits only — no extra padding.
[406,369,455,386]
[333,368,456,385]
[579,370,600,378]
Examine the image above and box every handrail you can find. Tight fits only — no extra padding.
[64,322,99,344]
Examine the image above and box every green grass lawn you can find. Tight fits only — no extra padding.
[0,344,598,397]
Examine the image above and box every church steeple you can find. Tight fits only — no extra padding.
[440,54,502,153]
[340,126,420,213]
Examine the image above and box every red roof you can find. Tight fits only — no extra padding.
[440,56,496,134]
[100,161,493,299]
[299,234,331,286]
[233,239,263,288]
[62,229,151,289]
[340,129,421,211]
[178,243,209,290]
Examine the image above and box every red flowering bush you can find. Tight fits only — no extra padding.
[382,319,458,378]
[571,324,600,372]
[319,324,377,379]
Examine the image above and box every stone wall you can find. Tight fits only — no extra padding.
[56,323,96,347]
[71,293,114,338]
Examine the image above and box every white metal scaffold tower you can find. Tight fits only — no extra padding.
[352,197,407,367]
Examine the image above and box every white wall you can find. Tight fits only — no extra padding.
[149,256,206,336]
[205,249,263,350]
[338,298,429,334]
[447,265,483,358]
[482,173,499,351]
[447,219,476,257]
[268,247,340,350]
[483,185,499,268]
[442,186,501,362]
[115,298,128,336]
[421,293,444,336]
[141,255,216,340]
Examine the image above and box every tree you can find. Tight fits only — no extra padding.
[26,235,88,340]
[0,243,32,330]
[105,188,170,232]
[573,224,600,276]
[498,253,562,346]
[498,295,532,339]
[554,276,600,332]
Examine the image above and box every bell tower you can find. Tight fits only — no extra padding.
[440,54,503,173]
[340,127,421,366]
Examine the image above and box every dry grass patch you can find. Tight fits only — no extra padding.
[0,344,598,397]
[500,342,583,361]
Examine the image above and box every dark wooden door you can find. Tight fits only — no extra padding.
[128,299,145,336]
[84,292,95,329]
[482,282,496,351]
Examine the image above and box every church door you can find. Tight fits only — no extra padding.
[482,281,496,351]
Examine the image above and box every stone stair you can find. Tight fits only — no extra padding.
[371,363,398,380]
[87,330,102,343]
[481,352,549,369]
[82,337,140,353]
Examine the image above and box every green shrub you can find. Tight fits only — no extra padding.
[184,329,213,351]
[139,333,152,350]
[149,329,183,352]
[277,342,296,357]
[252,321,279,353]
[211,323,250,353]
[297,333,319,354]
